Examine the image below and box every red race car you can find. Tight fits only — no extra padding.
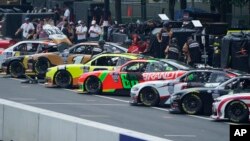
[0,38,17,50]
[78,59,189,95]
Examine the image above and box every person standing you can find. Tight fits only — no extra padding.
[63,4,70,22]
[15,17,35,39]
[36,19,48,39]
[165,38,180,60]
[182,37,202,66]
[75,20,87,43]
[88,20,101,41]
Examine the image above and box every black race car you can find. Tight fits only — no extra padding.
[169,75,250,115]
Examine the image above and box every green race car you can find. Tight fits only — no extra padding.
[45,53,151,88]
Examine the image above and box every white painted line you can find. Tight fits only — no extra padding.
[151,107,170,112]
[22,102,126,106]
[162,116,173,119]
[188,115,213,121]
[86,100,97,102]
[80,115,110,118]
[10,78,23,82]
[8,98,36,101]
[94,95,130,103]
[164,135,196,137]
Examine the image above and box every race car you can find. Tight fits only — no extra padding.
[0,38,17,50]
[211,93,250,123]
[1,41,59,77]
[78,59,190,95]
[169,75,250,115]
[26,42,127,77]
[45,53,151,88]
[0,40,57,69]
[0,24,71,73]
[130,69,238,106]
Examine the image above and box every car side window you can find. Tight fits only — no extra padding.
[15,43,27,51]
[237,79,250,90]
[225,79,239,89]
[208,73,229,83]
[121,62,148,72]
[74,45,86,54]
[116,57,131,66]
[29,43,39,52]
[181,72,209,83]
[146,62,165,72]
[104,44,123,53]
[91,56,119,66]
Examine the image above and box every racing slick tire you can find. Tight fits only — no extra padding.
[9,61,24,78]
[226,101,249,123]
[181,93,202,115]
[54,70,72,88]
[84,76,102,94]
[139,87,160,106]
[35,58,50,77]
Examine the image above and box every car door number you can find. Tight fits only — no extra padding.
[120,74,138,89]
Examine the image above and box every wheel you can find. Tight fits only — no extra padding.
[54,70,72,88]
[226,101,249,123]
[181,93,202,115]
[35,58,50,76]
[84,76,102,94]
[139,87,160,106]
[9,61,24,78]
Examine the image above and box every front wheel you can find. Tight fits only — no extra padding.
[226,101,249,123]
[84,76,102,94]
[54,70,72,88]
[9,61,24,78]
[139,87,160,106]
[181,93,202,115]
[35,58,50,76]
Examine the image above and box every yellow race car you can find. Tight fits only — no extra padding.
[45,53,151,88]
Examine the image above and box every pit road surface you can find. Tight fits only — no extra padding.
[0,76,234,141]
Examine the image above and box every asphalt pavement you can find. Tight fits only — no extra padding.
[0,75,238,141]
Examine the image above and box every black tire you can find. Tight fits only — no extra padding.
[54,70,72,88]
[9,61,24,78]
[84,76,102,94]
[139,87,160,106]
[35,58,50,76]
[226,101,249,123]
[181,93,202,115]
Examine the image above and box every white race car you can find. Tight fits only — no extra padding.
[211,93,250,123]
[130,69,238,106]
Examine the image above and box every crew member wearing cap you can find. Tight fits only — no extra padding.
[76,20,87,43]
[15,17,35,39]
[88,20,101,41]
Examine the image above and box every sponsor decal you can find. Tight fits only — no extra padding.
[142,72,180,81]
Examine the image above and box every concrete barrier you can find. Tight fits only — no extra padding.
[0,99,171,141]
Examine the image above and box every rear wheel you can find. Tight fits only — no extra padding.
[226,101,249,123]
[139,87,160,106]
[84,76,102,94]
[35,58,50,76]
[54,70,72,88]
[9,61,24,78]
[181,93,202,115]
